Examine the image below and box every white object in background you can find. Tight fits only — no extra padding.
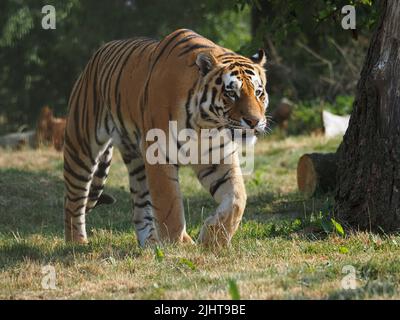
[0,131,36,149]
[322,110,350,138]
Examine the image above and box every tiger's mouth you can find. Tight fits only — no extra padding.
[226,119,261,137]
[226,126,259,140]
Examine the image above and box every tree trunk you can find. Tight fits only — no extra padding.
[335,0,400,231]
[297,153,338,197]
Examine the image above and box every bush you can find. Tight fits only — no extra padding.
[326,95,354,116]
[286,95,354,135]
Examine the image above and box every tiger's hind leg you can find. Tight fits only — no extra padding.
[123,153,159,247]
[63,133,112,244]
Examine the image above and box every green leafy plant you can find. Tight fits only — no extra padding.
[228,279,241,300]
[287,101,323,135]
[331,218,345,237]
[321,216,345,237]
[339,246,349,254]
[179,258,196,270]
[321,95,354,117]
[154,246,165,262]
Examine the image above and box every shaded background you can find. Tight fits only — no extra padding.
[0,0,378,134]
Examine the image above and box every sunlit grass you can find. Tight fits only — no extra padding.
[1,134,400,299]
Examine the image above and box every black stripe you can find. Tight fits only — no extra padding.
[198,165,217,179]
[86,41,117,79]
[90,184,104,192]
[66,195,87,203]
[139,191,150,199]
[217,52,238,58]
[94,44,130,147]
[99,41,129,94]
[100,40,124,63]
[130,187,138,194]
[64,147,93,175]
[65,182,83,198]
[244,69,255,75]
[114,42,144,137]
[64,161,91,183]
[134,200,153,209]
[88,189,102,199]
[95,160,111,178]
[71,74,92,160]
[137,39,158,55]
[89,41,119,145]
[200,85,209,105]
[235,62,255,69]
[154,29,190,65]
[65,208,83,218]
[129,164,145,177]
[178,44,214,57]
[103,41,138,105]
[136,222,152,232]
[185,86,195,129]
[211,87,218,105]
[73,204,85,212]
[222,57,252,64]
[141,29,190,112]
[207,142,226,155]
[77,68,92,159]
[200,104,215,122]
[167,33,202,57]
[104,112,111,135]
[210,169,231,197]
[105,40,140,102]
[82,73,93,155]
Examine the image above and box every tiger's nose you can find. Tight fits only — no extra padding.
[243,117,260,129]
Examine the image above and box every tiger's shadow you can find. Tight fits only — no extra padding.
[0,168,327,269]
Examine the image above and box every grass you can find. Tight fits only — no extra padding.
[1,133,400,299]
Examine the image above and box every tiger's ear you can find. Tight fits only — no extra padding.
[250,49,267,66]
[196,52,218,76]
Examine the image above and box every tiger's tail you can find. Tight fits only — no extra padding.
[85,144,115,213]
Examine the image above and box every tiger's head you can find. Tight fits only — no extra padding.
[195,49,268,135]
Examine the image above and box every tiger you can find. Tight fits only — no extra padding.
[64,29,268,247]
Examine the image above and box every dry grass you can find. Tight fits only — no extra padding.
[1,134,400,300]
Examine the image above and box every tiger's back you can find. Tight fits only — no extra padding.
[67,30,225,142]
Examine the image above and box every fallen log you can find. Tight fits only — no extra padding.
[297,152,338,197]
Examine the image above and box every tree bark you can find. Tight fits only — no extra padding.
[298,153,338,197]
[335,0,400,231]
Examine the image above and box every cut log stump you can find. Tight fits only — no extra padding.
[297,153,338,197]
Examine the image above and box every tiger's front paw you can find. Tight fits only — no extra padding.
[198,224,231,248]
[139,232,161,248]
[65,233,88,245]
[182,232,195,245]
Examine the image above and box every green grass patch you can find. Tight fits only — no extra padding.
[1,134,399,299]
